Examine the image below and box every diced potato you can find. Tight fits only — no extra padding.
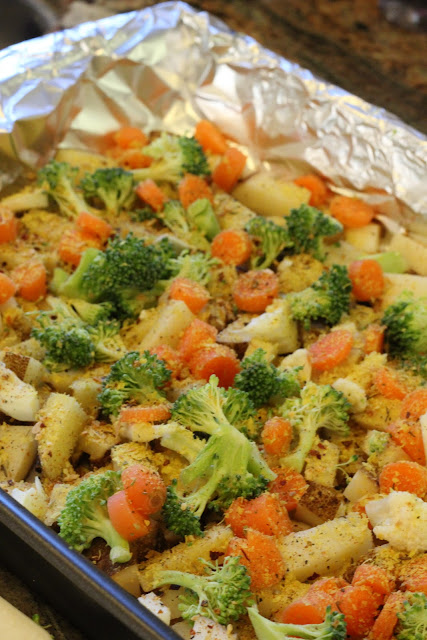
[278,254,324,294]
[139,525,233,591]
[279,348,311,385]
[70,378,102,413]
[232,173,310,217]
[344,223,381,254]
[373,442,410,468]
[0,424,37,481]
[353,396,401,431]
[78,421,118,461]
[2,352,46,387]
[324,240,362,267]
[303,438,340,487]
[36,393,87,479]
[44,483,74,526]
[139,300,195,351]
[0,594,52,639]
[388,233,427,276]
[278,513,373,581]
[343,467,378,503]
[213,192,256,229]
[256,578,310,618]
[294,482,343,526]
[111,442,158,473]
[113,565,141,597]
[0,362,40,422]
[380,273,427,309]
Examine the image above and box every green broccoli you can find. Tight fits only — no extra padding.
[245,216,292,269]
[234,348,301,408]
[167,250,217,286]
[58,470,131,563]
[187,198,221,241]
[221,387,261,440]
[396,592,427,640]
[37,160,89,219]
[382,293,427,375]
[98,350,171,416]
[280,381,350,472]
[159,200,211,251]
[248,605,347,640]
[162,377,274,535]
[286,204,343,261]
[151,555,253,625]
[288,264,352,329]
[361,251,407,274]
[364,430,391,455]
[80,167,135,215]
[161,480,204,538]
[132,133,210,183]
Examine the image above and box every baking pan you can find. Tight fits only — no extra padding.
[0,489,180,640]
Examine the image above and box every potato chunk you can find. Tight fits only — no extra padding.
[0,424,37,481]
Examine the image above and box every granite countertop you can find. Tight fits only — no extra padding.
[1,2,426,639]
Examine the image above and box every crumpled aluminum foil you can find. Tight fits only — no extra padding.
[0,1,426,223]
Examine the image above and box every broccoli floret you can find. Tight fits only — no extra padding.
[286,204,343,261]
[80,167,135,215]
[167,250,217,286]
[161,480,204,537]
[382,293,427,374]
[54,248,102,299]
[364,430,391,455]
[288,264,352,329]
[221,387,261,440]
[58,470,131,563]
[362,251,407,274]
[129,205,158,222]
[162,377,274,533]
[88,320,127,362]
[37,160,89,220]
[245,216,292,269]
[396,592,427,640]
[187,198,220,241]
[98,350,171,416]
[160,200,210,251]
[32,324,94,371]
[234,348,301,408]
[280,381,350,472]
[248,605,347,640]
[132,133,210,183]
[151,555,252,625]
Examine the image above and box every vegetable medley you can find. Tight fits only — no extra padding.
[0,119,426,640]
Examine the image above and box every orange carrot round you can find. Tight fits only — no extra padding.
[349,259,384,302]
[329,195,375,228]
[232,269,279,313]
[189,343,240,388]
[370,591,407,640]
[374,367,408,401]
[58,229,102,267]
[280,591,338,625]
[352,564,395,597]
[113,126,148,149]
[293,174,328,208]
[336,585,379,638]
[309,576,349,596]
[379,460,427,497]
[399,555,427,595]
[0,273,17,304]
[308,329,354,372]
[136,179,168,212]
[0,207,18,244]
[269,467,308,511]
[226,529,285,591]
[76,211,113,241]
[149,344,184,379]
[212,147,246,192]
[169,277,210,314]
[195,120,228,155]
[178,318,218,362]
[178,174,213,209]
[11,261,47,302]
[262,417,293,456]
[121,149,153,170]
[211,228,252,265]
[122,464,166,515]
[225,493,293,538]
[107,490,151,541]
[386,419,426,466]
[363,324,385,354]
[400,388,427,420]
[118,404,172,425]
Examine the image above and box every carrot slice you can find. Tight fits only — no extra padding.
[189,343,240,389]
[212,148,246,192]
[262,417,293,456]
[122,464,166,515]
[195,120,228,155]
[211,228,252,265]
[136,179,168,212]
[178,174,214,209]
[178,318,218,362]
[386,419,426,466]
[400,388,427,420]
[280,591,339,625]
[58,229,102,267]
[269,467,308,511]
[379,460,427,497]
[352,564,395,597]
[0,207,18,244]
[399,555,427,595]
[118,404,172,424]
[76,211,113,241]
[107,490,151,541]
[309,577,349,596]
[293,174,328,208]
[169,277,210,314]
[232,269,279,313]
[349,259,385,302]
[225,493,293,538]
[308,329,354,372]
[120,149,153,170]
[226,529,285,591]
[11,261,47,302]
[370,591,407,640]
[336,585,380,638]
[113,126,148,149]
[374,367,408,401]
[0,272,17,304]
[363,323,385,354]
[149,344,184,379]
[330,195,375,228]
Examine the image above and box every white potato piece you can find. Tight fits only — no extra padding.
[138,593,171,625]
[139,300,195,351]
[279,348,311,385]
[278,513,373,581]
[10,477,48,520]
[232,173,310,217]
[332,378,367,414]
[324,240,361,267]
[343,468,378,503]
[380,273,427,309]
[192,616,237,640]
[2,352,46,387]
[388,233,427,276]
[0,424,37,481]
[303,438,340,487]
[214,192,256,229]
[0,362,39,422]
[0,595,52,639]
[36,393,87,479]
[344,223,381,253]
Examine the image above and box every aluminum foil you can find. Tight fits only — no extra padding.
[0,1,426,223]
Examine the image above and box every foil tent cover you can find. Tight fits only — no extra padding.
[0,1,426,223]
